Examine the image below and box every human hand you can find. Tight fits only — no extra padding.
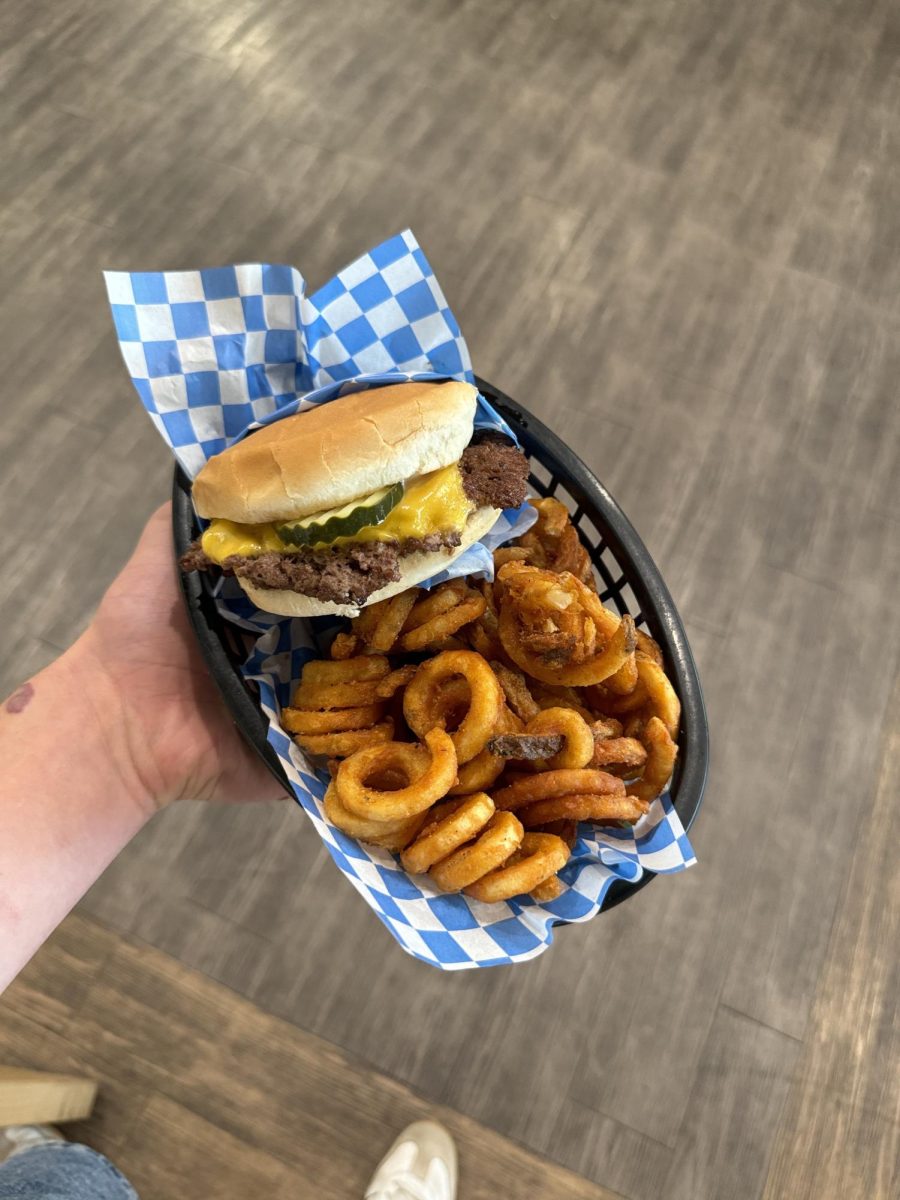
[76,503,288,811]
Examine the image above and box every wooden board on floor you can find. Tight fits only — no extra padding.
[0,914,618,1200]
[0,1067,97,1127]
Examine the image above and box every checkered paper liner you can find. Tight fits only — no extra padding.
[105,230,696,970]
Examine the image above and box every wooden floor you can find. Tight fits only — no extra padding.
[2,0,899,1196]
[1,914,619,1200]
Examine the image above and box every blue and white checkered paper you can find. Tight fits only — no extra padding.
[105,231,695,970]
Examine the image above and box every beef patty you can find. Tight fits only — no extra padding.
[459,436,528,511]
[181,531,462,607]
[180,437,528,605]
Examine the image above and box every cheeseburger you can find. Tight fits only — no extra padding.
[179,380,528,617]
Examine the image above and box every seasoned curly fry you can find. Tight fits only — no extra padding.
[464,832,570,903]
[282,703,385,734]
[400,583,487,652]
[525,707,595,769]
[324,782,426,851]
[285,496,683,904]
[590,735,647,771]
[374,664,418,699]
[404,650,503,764]
[336,728,458,821]
[629,716,677,802]
[636,654,681,739]
[530,875,565,902]
[512,497,594,584]
[369,590,420,652]
[492,661,541,723]
[606,650,638,696]
[293,678,384,709]
[498,563,636,687]
[431,811,526,892]
[297,721,394,757]
[403,580,467,630]
[518,792,649,827]
[635,628,663,666]
[302,656,390,684]
[286,655,391,757]
[492,767,626,812]
[401,793,495,875]
[449,704,520,795]
[330,630,359,660]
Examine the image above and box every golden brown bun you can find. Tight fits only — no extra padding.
[236,505,501,618]
[193,380,477,523]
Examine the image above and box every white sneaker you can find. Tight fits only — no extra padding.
[364,1120,457,1200]
[0,1125,64,1163]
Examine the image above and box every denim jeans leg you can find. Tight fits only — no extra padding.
[0,1143,139,1200]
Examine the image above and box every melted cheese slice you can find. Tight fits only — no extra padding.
[200,464,473,563]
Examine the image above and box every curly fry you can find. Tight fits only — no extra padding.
[635,628,663,666]
[492,661,541,723]
[518,793,648,827]
[302,656,390,684]
[464,832,570,903]
[629,716,677,802]
[636,655,681,739]
[295,721,394,758]
[526,707,595,769]
[497,563,636,687]
[400,586,486,652]
[324,782,426,851]
[430,811,524,892]
[293,678,384,709]
[329,631,359,660]
[374,664,418,699]
[606,650,638,696]
[282,703,385,734]
[590,735,647,771]
[530,875,564,902]
[492,768,625,812]
[336,728,458,821]
[404,650,503,764]
[402,793,495,875]
[366,590,419,652]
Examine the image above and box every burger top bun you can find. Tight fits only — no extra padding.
[192,380,478,524]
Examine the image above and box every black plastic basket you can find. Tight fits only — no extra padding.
[172,377,708,911]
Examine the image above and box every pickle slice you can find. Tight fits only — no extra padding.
[275,481,404,547]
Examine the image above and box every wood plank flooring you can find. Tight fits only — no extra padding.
[0,915,620,1200]
[761,676,900,1200]
[2,1,899,1196]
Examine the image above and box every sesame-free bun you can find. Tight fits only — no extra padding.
[236,504,501,618]
[192,380,478,523]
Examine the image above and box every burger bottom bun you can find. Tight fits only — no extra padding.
[236,506,503,619]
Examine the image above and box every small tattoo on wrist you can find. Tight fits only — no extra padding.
[5,681,34,714]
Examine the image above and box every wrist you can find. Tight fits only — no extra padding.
[0,631,158,987]
[56,631,164,821]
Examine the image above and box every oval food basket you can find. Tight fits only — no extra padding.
[172,377,709,912]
